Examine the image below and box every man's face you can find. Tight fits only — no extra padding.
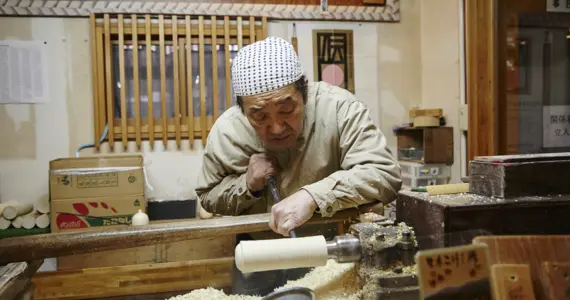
[242,84,305,150]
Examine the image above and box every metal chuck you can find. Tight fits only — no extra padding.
[326,234,362,263]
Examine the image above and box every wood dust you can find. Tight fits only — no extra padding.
[167,260,361,300]
[167,287,259,300]
[277,259,361,300]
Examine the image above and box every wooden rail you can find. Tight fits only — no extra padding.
[0,209,359,265]
[32,258,232,300]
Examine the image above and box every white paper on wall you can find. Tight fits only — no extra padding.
[0,40,49,104]
[543,105,570,148]
[546,0,570,13]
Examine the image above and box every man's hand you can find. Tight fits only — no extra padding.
[246,153,277,192]
[269,189,318,236]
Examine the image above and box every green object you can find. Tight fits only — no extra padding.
[0,227,50,239]
[411,187,428,192]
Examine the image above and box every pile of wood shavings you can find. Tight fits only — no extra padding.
[167,260,361,300]
[277,260,361,300]
[167,287,260,300]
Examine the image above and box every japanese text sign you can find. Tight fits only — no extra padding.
[416,244,492,299]
[543,105,570,148]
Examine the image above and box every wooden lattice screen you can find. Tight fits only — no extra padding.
[90,14,268,150]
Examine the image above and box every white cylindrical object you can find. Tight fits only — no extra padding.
[12,216,24,229]
[132,209,149,226]
[235,236,328,273]
[22,211,40,229]
[0,200,19,216]
[35,198,50,214]
[36,214,50,229]
[3,203,33,220]
[0,217,11,230]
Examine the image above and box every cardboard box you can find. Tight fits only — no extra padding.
[51,195,147,232]
[49,155,144,200]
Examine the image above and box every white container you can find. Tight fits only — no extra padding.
[399,161,451,179]
[132,209,149,226]
[402,176,449,188]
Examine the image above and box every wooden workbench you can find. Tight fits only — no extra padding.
[0,208,363,299]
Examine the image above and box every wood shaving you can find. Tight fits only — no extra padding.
[167,287,260,300]
[167,260,362,300]
[277,259,362,300]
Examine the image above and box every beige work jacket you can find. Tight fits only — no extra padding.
[195,81,402,219]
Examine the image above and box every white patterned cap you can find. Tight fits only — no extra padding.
[231,37,303,97]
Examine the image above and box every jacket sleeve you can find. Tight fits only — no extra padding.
[301,94,402,217]
[194,116,262,216]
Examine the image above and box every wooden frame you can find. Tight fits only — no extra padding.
[0,0,398,22]
[465,0,549,159]
[312,29,355,94]
[465,0,499,161]
[90,14,267,150]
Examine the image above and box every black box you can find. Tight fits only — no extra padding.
[396,189,570,250]
[147,198,196,220]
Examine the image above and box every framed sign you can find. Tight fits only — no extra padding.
[543,105,570,148]
[312,29,355,94]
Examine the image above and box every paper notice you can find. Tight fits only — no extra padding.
[0,40,49,104]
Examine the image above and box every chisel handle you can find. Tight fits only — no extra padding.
[266,175,297,238]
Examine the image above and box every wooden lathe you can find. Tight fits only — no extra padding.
[0,208,363,299]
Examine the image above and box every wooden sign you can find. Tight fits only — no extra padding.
[312,29,355,94]
[473,235,570,300]
[416,244,492,299]
[540,262,570,300]
[491,264,535,300]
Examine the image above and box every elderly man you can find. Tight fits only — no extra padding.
[195,37,401,295]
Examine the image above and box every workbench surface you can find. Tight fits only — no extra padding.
[398,189,570,207]
[396,190,570,250]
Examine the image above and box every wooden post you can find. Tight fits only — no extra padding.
[173,16,182,148]
[185,16,194,148]
[103,14,115,150]
[118,14,128,150]
[159,15,168,147]
[198,16,207,147]
[224,16,231,110]
[132,14,142,150]
[145,14,155,149]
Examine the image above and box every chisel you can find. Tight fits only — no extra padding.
[266,175,297,238]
